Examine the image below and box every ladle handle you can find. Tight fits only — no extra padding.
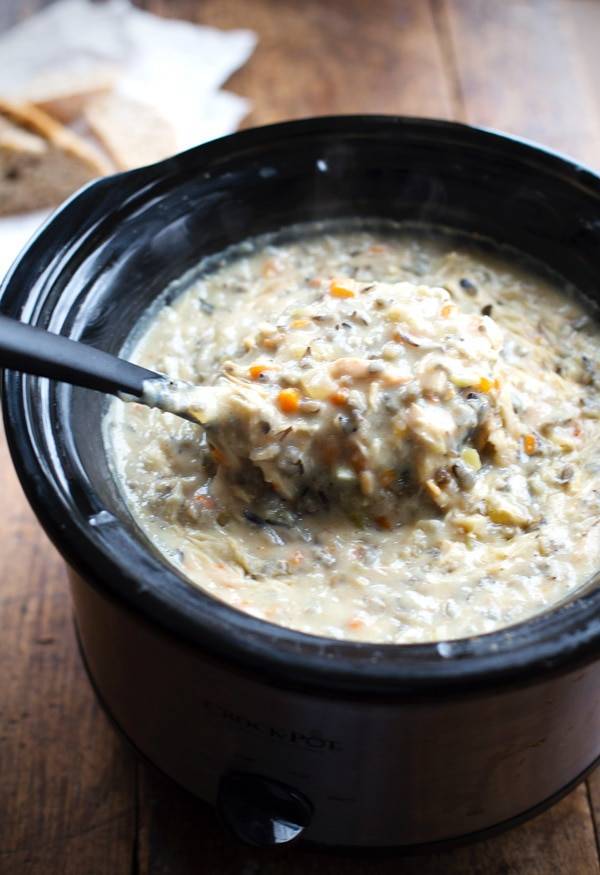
[0,314,159,397]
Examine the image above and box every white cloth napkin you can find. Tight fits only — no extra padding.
[0,0,257,281]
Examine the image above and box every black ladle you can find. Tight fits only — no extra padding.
[0,314,217,424]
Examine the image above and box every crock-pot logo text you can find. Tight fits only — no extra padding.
[201,699,342,752]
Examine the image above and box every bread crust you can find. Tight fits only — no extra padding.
[0,98,111,174]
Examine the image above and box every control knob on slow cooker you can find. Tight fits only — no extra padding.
[217,771,313,847]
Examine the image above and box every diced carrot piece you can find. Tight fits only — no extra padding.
[329,388,349,406]
[477,377,494,393]
[368,244,386,254]
[523,434,537,455]
[195,494,216,509]
[330,280,355,299]
[441,304,453,318]
[249,363,271,380]
[278,388,301,413]
[347,617,364,629]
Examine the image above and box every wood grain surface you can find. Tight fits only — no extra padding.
[1,1,599,873]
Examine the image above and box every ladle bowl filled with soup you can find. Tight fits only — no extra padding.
[2,117,599,848]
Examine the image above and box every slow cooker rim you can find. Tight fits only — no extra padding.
[2,114,600,697]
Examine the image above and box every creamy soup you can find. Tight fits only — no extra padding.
[106,223,600,644]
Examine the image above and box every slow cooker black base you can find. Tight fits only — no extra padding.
[66,561,600,848]
[74,621,600,852]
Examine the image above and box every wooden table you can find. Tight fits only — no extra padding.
[1,1,599,872]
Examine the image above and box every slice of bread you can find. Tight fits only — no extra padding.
[83,92,177,171]
[23,66,118,123]
[0,99,111,216]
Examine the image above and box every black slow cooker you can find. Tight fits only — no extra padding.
[1,117,599,848]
